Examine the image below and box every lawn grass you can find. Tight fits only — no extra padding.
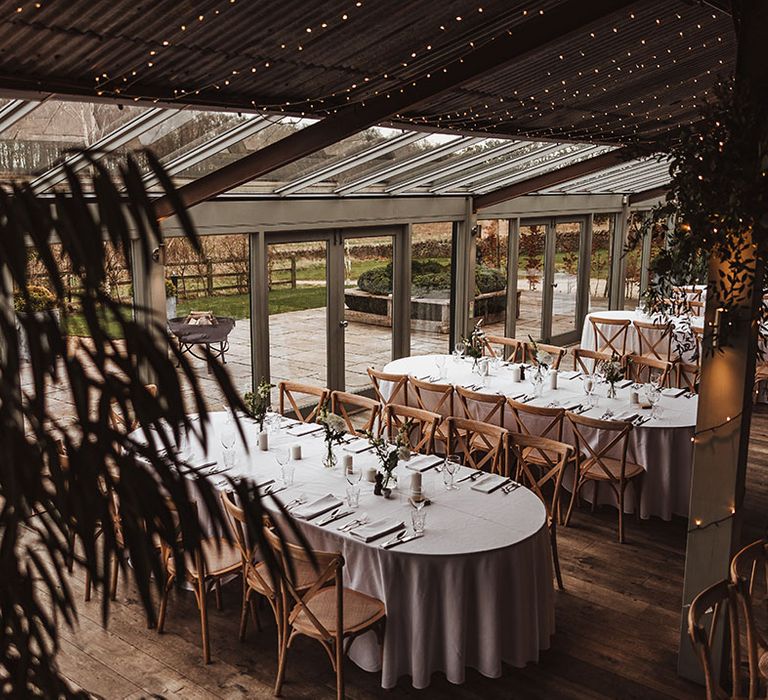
[177,285,329,320]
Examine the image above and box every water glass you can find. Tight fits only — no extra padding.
[411,507,427,533]
[647,383,663,419]
[222,445,236,470]
[346,464,362,486]
[583,374,597,407]
[345,483,361,509]
[281,461,295,486]
[264,410,281,437]
[443,453,461,490]
[435,355,448,379]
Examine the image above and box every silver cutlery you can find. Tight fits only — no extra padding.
[381,532,425,549]
[381,529,406,548]
[502,481,521,494]
[264,484,287,496]
[488,478,512,494]
[456,470,483,484]
[511,393,527,400]
[284,496,307,511]
[318,509,354,526]
[338,513,369,531]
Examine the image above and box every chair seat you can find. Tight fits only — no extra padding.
[580,457,644,481]
[522,445,577,466]
[292,587,385,639]
[168,537,241,579]
[759,649,768,679]
[248,558,319,596]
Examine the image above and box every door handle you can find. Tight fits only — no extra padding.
[551,283,558,288]
[339,320,349,328]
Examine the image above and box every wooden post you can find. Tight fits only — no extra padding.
[678,0,768,682]
[249,232,270,391]
[206,258,214,296]
[290,256,297,290]
[392,223,412,360]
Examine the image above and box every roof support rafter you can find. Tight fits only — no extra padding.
[335,135,483,195]
[142,115,278,189]
[31,107,182,193]
[275,131,425,196]
[627,183,670,204]
[153,0,636,218]
[474,148,634,211]
[0,98,46,135]
[475,145,611,193]
[384,139,524,194]
[552,158,662,192]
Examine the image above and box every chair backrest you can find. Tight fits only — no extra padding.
[506,398,565,443]
[330,390,380,436]
[446,416,509,475]
[455,385,505,426]
[220,491,276,594]
[688,578,755,700]
[730,539,768,677]
[278,381,330,423]
[566,411,634,484]
[625,354,673,387]
[367,367,408,407]
[572,347,612,374]
[508,433,572,523]
[410,376,453,417]
[109,383,159,432]
[521,341,567,370]
[483,335,523,362]
[676,362,700,393]
[384,404,440,455]
[589,316,631,355]
[633,320,673,361]
[688,299,705,317]
[680,285,704,302]
[693,326,705,359]
[263,527,343,644]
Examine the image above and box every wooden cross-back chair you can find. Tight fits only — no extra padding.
[633,319,674,361]
[564,412,645,544]
[521,341,567,370]
[156,500,242,664]
[730,538,768,698]
[266,529,386,700]
[680,285,704,302]
[509,433,573,590]
[625,354,673,387]
[589,316,631,355]
[676,362,700,393]
[278,381,330,423]
[330,391,380,436]
[384,404,440,455]
[446,417,509,476]
[482,334,523,361]
[410,376,453,444]
[572,347,612,375]
[688,299,705,317]
[108,383,158,432]
[367,367,408,408]
[506,399,566,471]
[693,325,705,359]
[455,385,505,427]
[688,577,761,700]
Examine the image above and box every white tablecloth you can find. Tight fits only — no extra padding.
[581,309,703,362]
[384,355,696,520]
[164,411,555,690]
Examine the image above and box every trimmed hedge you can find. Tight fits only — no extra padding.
[357,261,506,296]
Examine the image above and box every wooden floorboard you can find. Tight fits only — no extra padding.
[37,407,768,698]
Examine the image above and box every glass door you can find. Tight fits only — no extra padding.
[517,220,548,340]
[542,217,589,345]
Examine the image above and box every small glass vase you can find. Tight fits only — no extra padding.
[323,441,337,470]
[607,382,617,399]
[531,368,545,397]
[380,469,397,497]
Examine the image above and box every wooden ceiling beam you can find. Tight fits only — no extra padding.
[154,0,635,219]
[628,185,669,205]
[473,148,635,211]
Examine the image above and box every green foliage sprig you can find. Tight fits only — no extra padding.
[243,378,275,430]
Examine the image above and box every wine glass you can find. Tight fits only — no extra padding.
[264,410,281,437]
[646,382,663,419]
[274,448,294,485]
[443,453,462,490]
[453,342,465,362]
[220,421,237,469]
[583,373,597,408]
[435,355,448,379]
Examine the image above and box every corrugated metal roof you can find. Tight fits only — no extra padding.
[0,0,733,146]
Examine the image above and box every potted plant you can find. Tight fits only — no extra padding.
[14,285,59,362]
[316,402,347,469]
[165,278,177,320]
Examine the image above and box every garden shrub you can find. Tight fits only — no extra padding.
[14,285,57,313]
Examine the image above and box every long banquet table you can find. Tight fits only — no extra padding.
[153,411,555,690]
[384,354,697,520]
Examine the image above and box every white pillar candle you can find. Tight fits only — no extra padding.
[411,471,422,495]
[365,466,377,483]
[290,444,302,460]
[629,389,640,406]
[342,454,353,472]
[258,431,269,451]
[511,365,522,382]
[547,369,558,391]
[584,377,594,394]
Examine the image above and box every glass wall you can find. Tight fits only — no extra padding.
[475,219,509,338]
[343,234,393,393]
[517,222,546,340]
[410,223,454,355]
[589,215,614,313]
[550,220,584,341]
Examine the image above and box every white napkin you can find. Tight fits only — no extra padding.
[662,387,686,398]
[291,494,343,520]
[559,370,582,380]
[561,400,584,411]
[286,422,323,437]
[405,454,443,472]
[470,473,509,493]
[343,438,374,453]
[350,518,405,542]
[616,379,634,388]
